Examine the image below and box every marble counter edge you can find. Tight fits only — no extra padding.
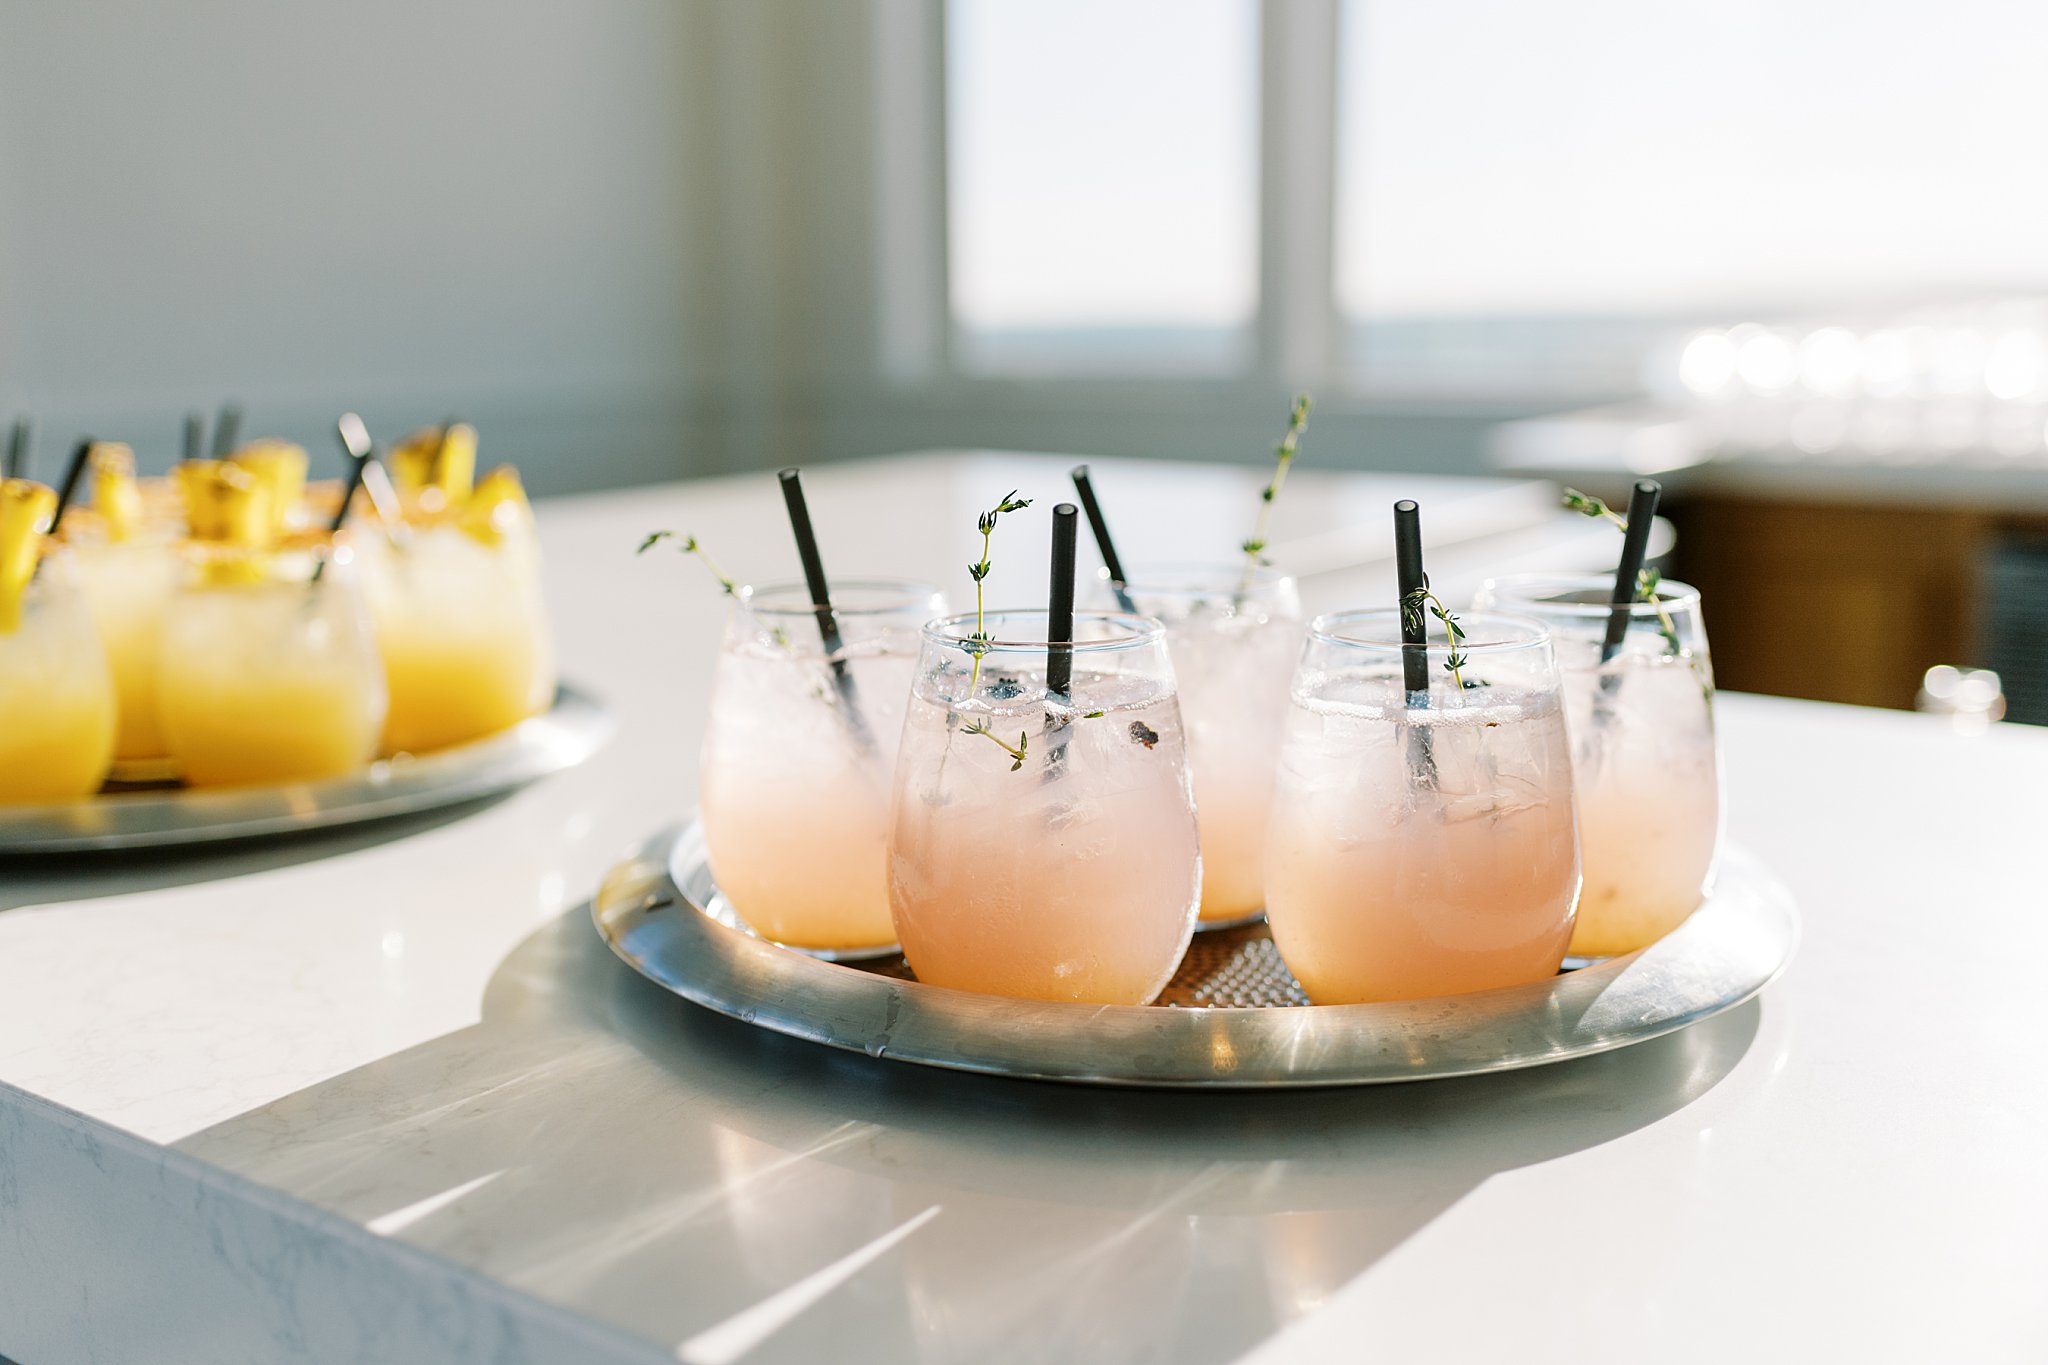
[0,1080,666,1365]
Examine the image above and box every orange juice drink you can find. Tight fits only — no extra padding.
[887,611,1200,1004]
[360,523,555,754]
[699,580,943,955]
[157,548,386,787]
[1473,575,1722,956]
[71,539,179,761]
[1264,610,1579,1003]
[0,560,117,805]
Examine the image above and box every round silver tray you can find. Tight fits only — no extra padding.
[593,820,1799,1088]
[0,685,614,853]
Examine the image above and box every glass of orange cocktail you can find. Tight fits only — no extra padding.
[359,517,556,755]
[1473,574,1721,957]
[699,578,945,957]
[157,544,387,788]
[887,609,1200,1005]
[0,558,117,804]
[1264,609,1579,1003]
[66,444,180,767]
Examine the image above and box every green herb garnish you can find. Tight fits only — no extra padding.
[965,490,1032,695]
[1401,575,1468,690]
[1237,393,1311,597]
[1561,489,1682,654]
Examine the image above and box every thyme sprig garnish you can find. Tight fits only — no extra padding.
[961,706,1111,772]
[1561,488,1682,654]
[965,490,1032,694]
[962,718,1028,770]
[640,530,736,593]
[1400,575,1468,689]
[639,529,789,647]
[1237,393,1311,596]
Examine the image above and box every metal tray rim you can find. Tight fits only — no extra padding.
[0,683,614,853]
[593,821,1800,1088]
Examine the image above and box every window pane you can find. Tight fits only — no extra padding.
[1337,0,2048,391]
[947,0,1259,372]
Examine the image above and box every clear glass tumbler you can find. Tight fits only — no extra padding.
[158,545,388,788]
[1098,564,1303,928]
[1264,609,1580,1003]
[70,537,180,764]
[0,561,117,804]
[887,609,1200,1004]
[358,520,557,755]
[1472,574,1721,957]
[698,579,946,957]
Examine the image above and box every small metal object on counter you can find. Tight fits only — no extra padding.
[0,686,614,853]
[593,821,1801,1089]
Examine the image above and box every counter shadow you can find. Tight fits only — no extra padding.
[180,904,1762,1365]
[0,793,511,912]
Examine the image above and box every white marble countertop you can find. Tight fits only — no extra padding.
[3,451,2044,1364]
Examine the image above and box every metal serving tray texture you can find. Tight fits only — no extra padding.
[0,685,613,853]
[594,821,1800,1088]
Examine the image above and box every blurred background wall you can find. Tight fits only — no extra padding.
[0,0,709,493]
[0,0,1535,494]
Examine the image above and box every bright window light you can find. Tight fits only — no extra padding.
[1337,0,2048,390]
[946,0,1259,371]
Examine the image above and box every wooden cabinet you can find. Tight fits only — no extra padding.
[1668,496,2048,711]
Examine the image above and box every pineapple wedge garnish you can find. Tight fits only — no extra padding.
[178,460,225,541]
[228,439,308,539]
[390,422,477,511]
[90,443,144,542]
[460,465,532,547]
[179,461,276,585]
[0,478,57,633]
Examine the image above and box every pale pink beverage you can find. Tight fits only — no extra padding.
[887,610,1200,1004]
[1264,610,1579,1004]
[1474,575,1721,957]
[700,579,945,956]
[1106,565,1302,927]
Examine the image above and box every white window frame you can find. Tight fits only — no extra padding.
[866,0,1616,430]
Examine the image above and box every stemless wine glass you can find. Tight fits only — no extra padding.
[1264,609,1579,1004]
[0,560,117,804]
[698,579,946,958]
[157,544,388,788]
[887,609,1200,1004]
[69,532,180,767]
[1473,574,1721,957]
[1095,564,1303,928]
[358,515,557,755]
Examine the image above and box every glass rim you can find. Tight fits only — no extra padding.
[924,607,1164,652]
[1477,572,1702,618]
[1104,561,1297,597]
[741,577,946,618]
[1308,607,1553,654]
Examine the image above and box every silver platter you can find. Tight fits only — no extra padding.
[593,821,1799,1088]
[0,685,614,853]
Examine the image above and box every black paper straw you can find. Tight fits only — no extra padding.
[1600,480,1662,666]
[1392,500,1430,703]
[210,401,243,459]
[1048,503,1078,697]
[182,411,205,465]
[50,439,93,533]
[312,441,373,584]
[777,467,871,750]
[1068,466,1135,614]
[1393,499,1438,782]
[5,416,31,481]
